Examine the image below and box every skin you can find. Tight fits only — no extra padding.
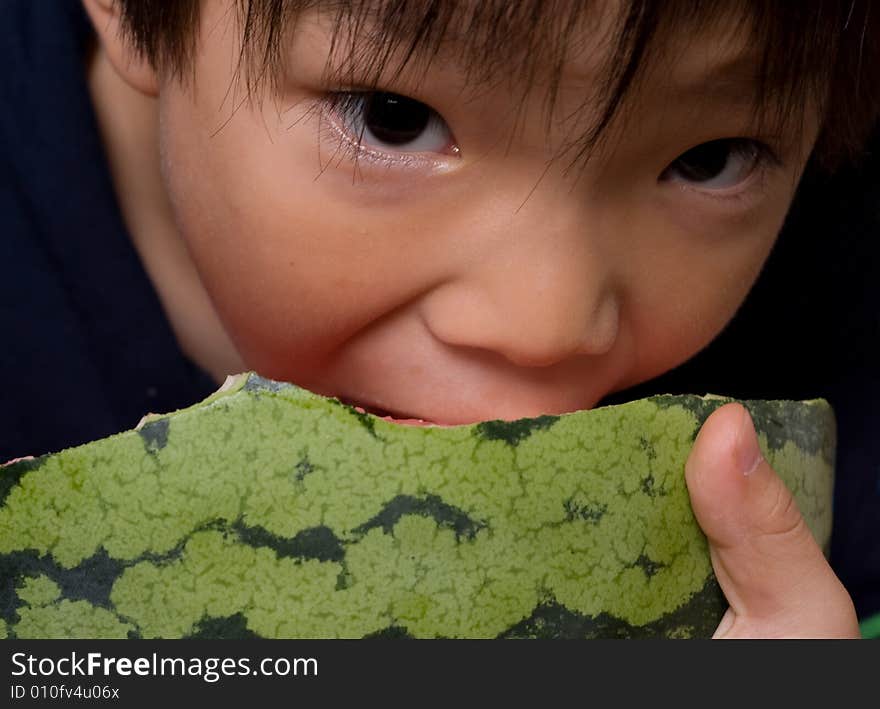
[81,0,860,637]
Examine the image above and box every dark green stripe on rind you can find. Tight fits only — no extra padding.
[498,576,726,639]
[352,494,488,541]
[138,418,170,454]
[243,374,293,395]
[232,521,345,564]
[3,517,348,634]
[743,398,835,463]
[363,625,413,639]
[357,575,724,639]
[475,414,560,447]
[1,549,125,623]
[184,612,261,639]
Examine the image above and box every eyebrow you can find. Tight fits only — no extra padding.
[663,46,762,102]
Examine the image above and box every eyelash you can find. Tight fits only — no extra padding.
[314,91,453,172]
[664,139,782,206]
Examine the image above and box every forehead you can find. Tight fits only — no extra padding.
[311,0,754,86]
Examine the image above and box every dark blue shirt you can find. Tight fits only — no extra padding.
[0,0,217,462]
[2,0,878,622]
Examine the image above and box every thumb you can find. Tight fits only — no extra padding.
[685,402,858,638]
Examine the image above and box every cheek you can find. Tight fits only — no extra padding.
[157,88,453,382]
[619,220,778,389]
[612,156,803,391]
[158,97,347,375]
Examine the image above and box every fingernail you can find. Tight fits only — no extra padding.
[736,406,764,476]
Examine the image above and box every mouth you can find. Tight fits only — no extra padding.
[336,397,447,427]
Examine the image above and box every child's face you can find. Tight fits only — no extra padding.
[156,2,817,424]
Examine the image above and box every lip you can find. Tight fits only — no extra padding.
[337,396,451,427]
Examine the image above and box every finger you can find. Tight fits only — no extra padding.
[685,402,859,638]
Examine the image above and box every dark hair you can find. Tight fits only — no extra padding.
[114,0,880,171]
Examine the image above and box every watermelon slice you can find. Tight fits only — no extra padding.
[0,372,835,638]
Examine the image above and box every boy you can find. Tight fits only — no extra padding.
[2,0,878,637]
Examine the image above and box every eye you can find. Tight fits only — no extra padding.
[660,138,771,190]
[330,91,457,155]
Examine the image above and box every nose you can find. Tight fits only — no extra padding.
[419,199,620,369]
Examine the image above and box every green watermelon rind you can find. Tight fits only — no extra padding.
[0,372,834,639]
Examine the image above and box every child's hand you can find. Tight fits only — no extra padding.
[685,403,861,638]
